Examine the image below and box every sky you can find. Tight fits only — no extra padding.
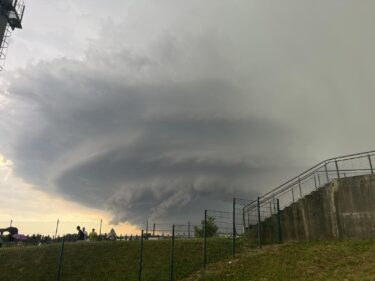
[1,0,375,235]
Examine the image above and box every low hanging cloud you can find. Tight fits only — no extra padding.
[3,0,375,225]
[1,52,295,224]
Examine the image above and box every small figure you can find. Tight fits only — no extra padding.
[76,226,85,241]
[89,228,98,241]
[82,227,88,240]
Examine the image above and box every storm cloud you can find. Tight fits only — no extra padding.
[2,0,375,225]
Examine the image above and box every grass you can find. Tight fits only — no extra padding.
[6,238,375,281]
[0,237,243,281]
[200,240,375,281]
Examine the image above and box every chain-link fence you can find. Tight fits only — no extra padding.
[200,197,255,270]
[203,209,232,269]
[137,222,203,281]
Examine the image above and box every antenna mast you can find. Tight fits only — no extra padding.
[0,0,25,71]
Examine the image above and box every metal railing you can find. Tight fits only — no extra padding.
[243,150,375,228]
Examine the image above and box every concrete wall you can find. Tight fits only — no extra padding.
[250,174,375,243]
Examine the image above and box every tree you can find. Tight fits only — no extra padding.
[194,216,218,237]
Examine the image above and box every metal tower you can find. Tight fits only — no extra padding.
[0,0,25,71]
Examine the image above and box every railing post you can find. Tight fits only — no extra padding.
[291,189,295,203]
[277,199,282,244]
[335,160,340,179]
[169,225,175,281]
[318,173,321,187]
[368,154,374,174]
[273,194,276,213]
[188,221,191,238]
[138,230,144,281]
[325,163,329,183]
[298,178,302,199]
[203,210,207,271]
[257,197,261,248]
[313,175,317,190]
[232,198,236,258]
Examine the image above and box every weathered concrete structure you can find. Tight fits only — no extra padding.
[251,174,375,243]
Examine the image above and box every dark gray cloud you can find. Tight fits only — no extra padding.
[3,0,375,225]
[1,56,297,224]
[0,27,298,224]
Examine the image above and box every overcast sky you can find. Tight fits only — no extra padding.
[1,0,375,231]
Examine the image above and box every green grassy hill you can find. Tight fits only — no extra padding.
[3,239,375,281]
[200,240,375,281]
[0,238,239,281]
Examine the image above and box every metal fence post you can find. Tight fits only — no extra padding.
[232,198,236,258]
[169,225,175,281]
[291,189,295,203]
[368,154,374,174]
[335,160,340,179]
[298,178,302,199]
[242,207,246,235]
[325,163,329,183]
[257,197,261,248]
[274,199,277,214]
[203,210,207,271]
[247,209,250,231]
[277,199,282,244]
[314,175,317,190]
[56,238,65,281]
[138,230,144,281]
[188,221,191,238]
